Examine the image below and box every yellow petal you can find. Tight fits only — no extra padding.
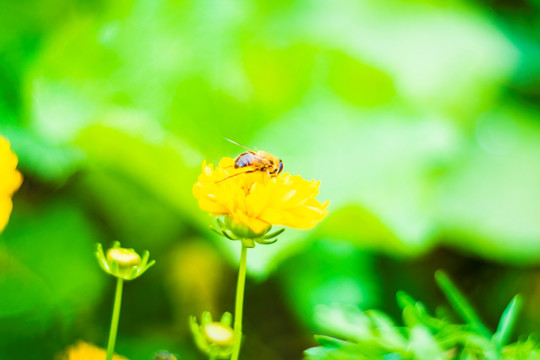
[0,196,13,233]
[0,136,22,233]
[244,182,272,218]
[192,156,328,233]
[231,210,270,234]
[61,341,128,360]
[0,169,22,195]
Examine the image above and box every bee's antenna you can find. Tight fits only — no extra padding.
[224,138,254,151]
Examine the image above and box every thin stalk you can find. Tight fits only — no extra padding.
[106,278,124,360]
[231,245,248,360]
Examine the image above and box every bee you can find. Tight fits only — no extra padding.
[216,139,284,183]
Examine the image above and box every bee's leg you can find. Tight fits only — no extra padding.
[215,169,257,183]
[215,172,244,183]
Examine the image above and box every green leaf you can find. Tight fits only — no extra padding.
[0,200,105,337]
[435,105,540,265]
[0,125,83,182]
[396,291,417,310]
[409,325,445,360]
[305,336,368,360]
[397,291,447,332]
[327,51,395,107]
[366,310,407,349]
[493,295,523,350]
[435,271,491,338]
[306,279,539,360]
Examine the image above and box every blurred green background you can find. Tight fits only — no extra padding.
[1,0,540,359]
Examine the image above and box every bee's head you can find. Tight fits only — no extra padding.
[278,159,284,174]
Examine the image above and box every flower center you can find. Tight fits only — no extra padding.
[203,322,235,346]
[107,248,141,267]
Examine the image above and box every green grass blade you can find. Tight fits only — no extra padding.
[435,271,491,338]
[493,294,522,350]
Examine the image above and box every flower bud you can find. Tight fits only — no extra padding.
[203,322,235,347]
[190,311,235,358]
[107,248,142,267]
[106,247,142,279]
[96,242,155,281]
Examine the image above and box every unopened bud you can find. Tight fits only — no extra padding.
[96,242,154,281]
[203,322,235,347]
[107,248,141,267]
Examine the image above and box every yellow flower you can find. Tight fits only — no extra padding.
[193,157,328,235]
[60,341,128,360]
[0,136,22,233]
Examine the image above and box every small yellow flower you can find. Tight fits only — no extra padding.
[0,136,22,233]
[60,341,128,360]
[193,157,328,235]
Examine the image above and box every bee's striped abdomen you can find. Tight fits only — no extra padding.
[234,152,259,169]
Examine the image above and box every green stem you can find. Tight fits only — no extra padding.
[231,245,248,360]
[106,278,124,360]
